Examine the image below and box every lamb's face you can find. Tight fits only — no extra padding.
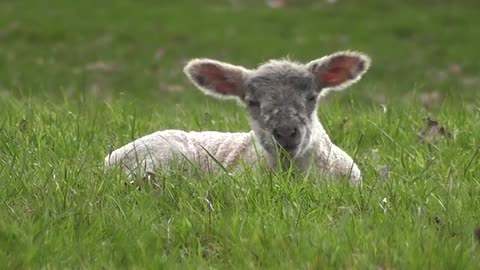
[244,62,319,157]
[184,51,370,160]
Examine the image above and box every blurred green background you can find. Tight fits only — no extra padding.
[1,0,479,104]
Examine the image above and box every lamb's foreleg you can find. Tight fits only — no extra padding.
[325,143,361,184]
[313,139,361,184]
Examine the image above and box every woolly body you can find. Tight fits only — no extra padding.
[104,124,361,183]
[105,51,370,184]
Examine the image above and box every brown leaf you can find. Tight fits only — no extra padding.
[418,117,453,144]
[474,226,480,241]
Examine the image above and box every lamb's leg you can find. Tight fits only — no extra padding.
[309,137,361,184]
[325,143,361,184]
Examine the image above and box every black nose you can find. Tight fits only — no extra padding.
[272,126,300,150]
[273,127,298,140]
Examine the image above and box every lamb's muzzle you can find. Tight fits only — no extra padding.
[105,51,371,184]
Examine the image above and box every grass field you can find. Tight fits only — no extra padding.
[1,0,480,268]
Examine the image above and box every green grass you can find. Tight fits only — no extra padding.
[1,0,480,268]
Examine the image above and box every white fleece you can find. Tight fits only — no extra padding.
[104,128,361,184]
[105,130,260,174]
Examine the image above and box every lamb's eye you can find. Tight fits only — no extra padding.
[307,95,317,102]
[246,100,260,107]
[292,77,311,90]
[299,80,311,90]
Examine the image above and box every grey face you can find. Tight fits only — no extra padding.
[243,62,319,157]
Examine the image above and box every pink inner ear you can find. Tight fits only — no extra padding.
[321,56,362,87]
[198,63,237,95]
[215,81,236,94]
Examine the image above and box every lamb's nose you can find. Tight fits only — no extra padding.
[273,127,298,141]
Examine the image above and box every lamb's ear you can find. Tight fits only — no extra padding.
[184,59,249,101]
[307,51,371,95]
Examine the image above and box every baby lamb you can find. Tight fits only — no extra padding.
[105,51,371,184]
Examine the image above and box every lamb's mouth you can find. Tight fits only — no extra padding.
[272,138,301,157]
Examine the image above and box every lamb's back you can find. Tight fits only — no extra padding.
[104,130,259,174]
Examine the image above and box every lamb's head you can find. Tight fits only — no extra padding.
[184,51,370,160]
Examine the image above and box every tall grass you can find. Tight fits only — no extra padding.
[0,0,479,268]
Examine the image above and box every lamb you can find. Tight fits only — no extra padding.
[104,51,371,184]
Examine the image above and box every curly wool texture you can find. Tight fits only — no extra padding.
[105,130,260,174]
[104,129,361,184]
